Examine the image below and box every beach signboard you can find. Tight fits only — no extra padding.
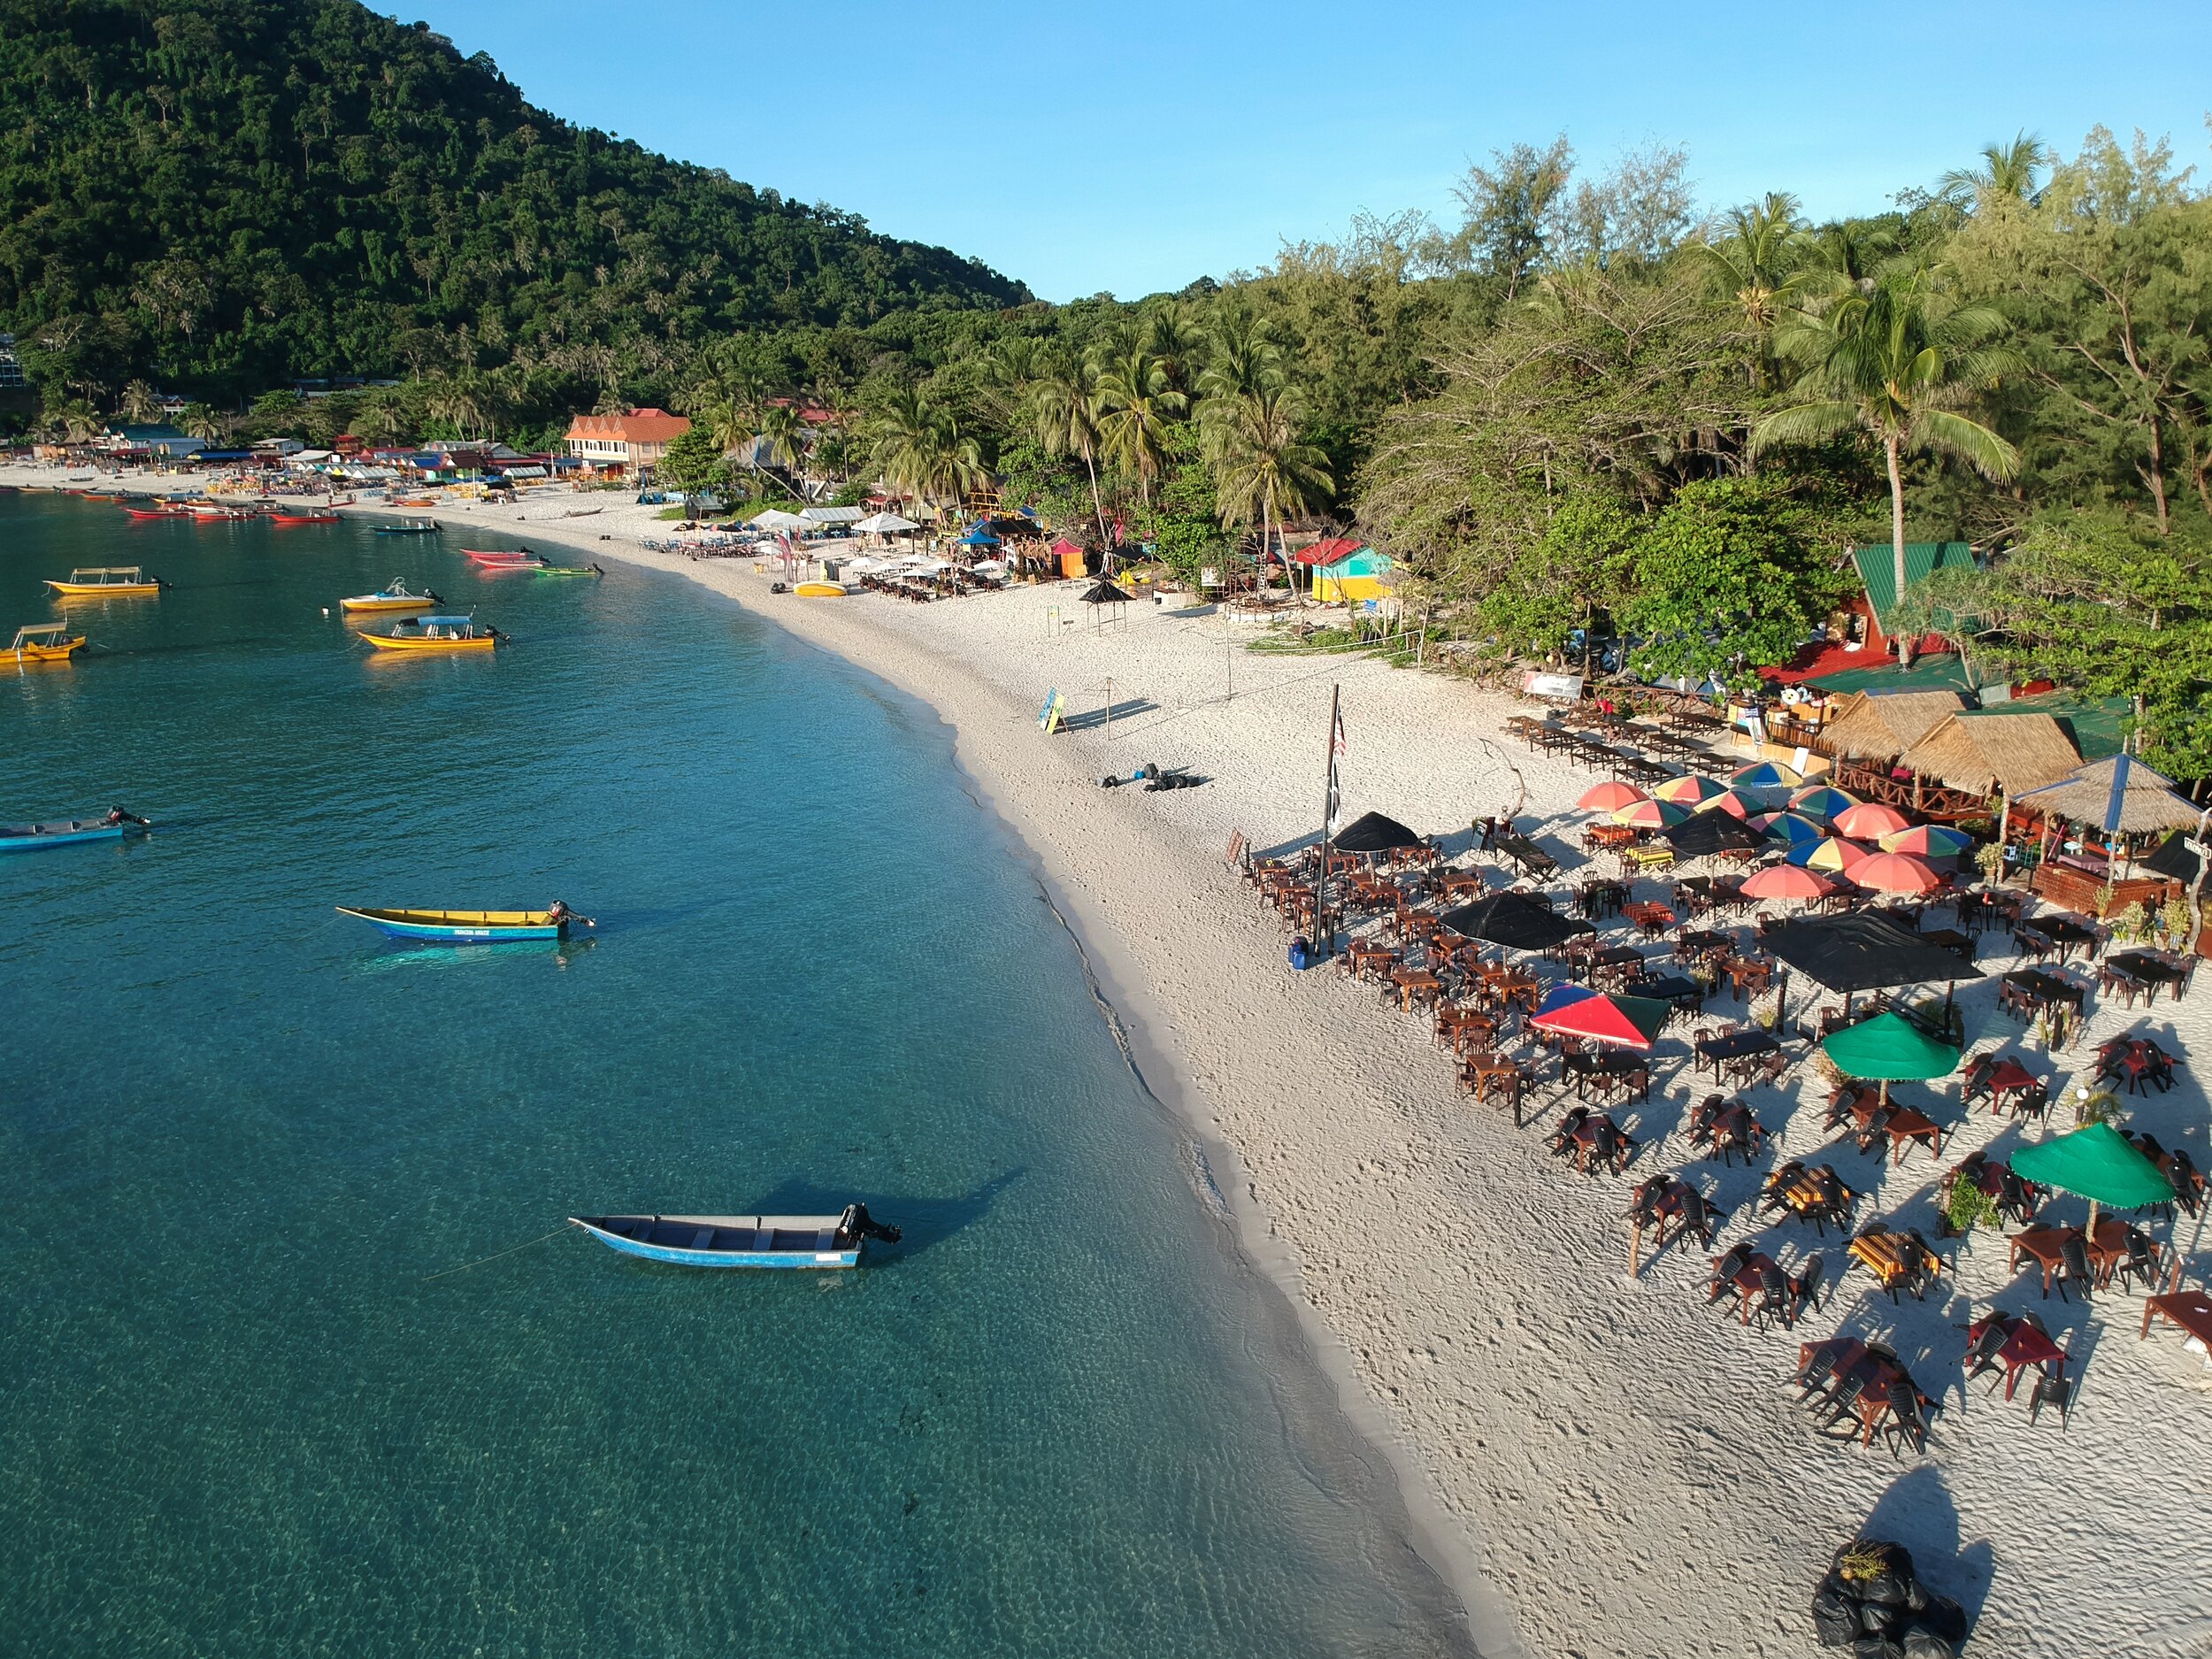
[1039,688,1065,733]
[1521,671,1584,702]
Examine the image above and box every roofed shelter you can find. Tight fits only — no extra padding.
[1899,713,2080,802]
[1311,547,1394,603]
[1847,541,1978,657]
[1823,691,1966,763]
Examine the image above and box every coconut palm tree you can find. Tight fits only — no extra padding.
[1693,194,1809,388]
[1204,383,1332,601]
[866,387,981,518]
[1092,345,1187,509]
[757,403,809,474]
[117,380,160,426]
[1027,354,1112,550]
[180,402,227,442]
[1754,270,2024,633]
[1197,307,1286,406]
[1939,131,2055,210]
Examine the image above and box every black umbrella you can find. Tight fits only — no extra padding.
[1760,913,1987,995]
[1079,580,1135,604]
[2139,830,2208,881]
[1659,810,1766,857]
[1438,892,1596,952]
[1331,810,1426,856]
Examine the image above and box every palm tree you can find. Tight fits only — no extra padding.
[117,380,160,426]
[1027,355,1112,550]
[1092,346,1187,508]
[1197,307,1286,407]
[1142,303,1202,396]
[1693,194,1808,388]
[1939,131,2055,210]
[866,387,981,518]
[757,403,809,475]
[1204,383,1332,602]
[180,402,227,442]
[1754,271,2024,639]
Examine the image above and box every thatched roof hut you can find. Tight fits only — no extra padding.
[2013,756,2201,833]
[1901,712,2080,801]
[1821,690,1967,762]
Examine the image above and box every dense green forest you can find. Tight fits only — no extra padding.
[0,0,1026,408]
[7,3,2210,777]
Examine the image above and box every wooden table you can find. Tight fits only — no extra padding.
[1563,1050,1650,1102]
[2140,1287,2212,1347]
[1391,964,1444,1011]
[2006,1219,2137,1292]
[1848,1229,1943,1299]
[2109,950,2188,1002]
[1341,940,1394,982]
[1717,1249,1781,1325]
[1694,1028,1778,1080]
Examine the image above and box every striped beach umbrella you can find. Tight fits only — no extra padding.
[1790,836,1877,874]
[1880,824,1975,857]
[1732,760,1805,789]
[1652,775,1728,805]
[1753,810,1829,848]
[1853,850,1946,895]
[1695,788,1763,819]
[1612,798,1693,829]
[1578,780,1648,813]
[1740,863,1837,902]
[1834,801,1913,841]
[1789,785,1858,820]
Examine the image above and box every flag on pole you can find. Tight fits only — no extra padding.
[1325,703,1347,834]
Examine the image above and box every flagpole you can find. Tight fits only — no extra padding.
[1317,683,1341,960]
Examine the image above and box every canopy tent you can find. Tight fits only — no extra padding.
[1049,536,1090,579]
[2009,1121,2176,1218]
[1762,913,1985,995]
[800,505,864,526]
[1658,810,1766,857]
[1578,780,1648,813]
[1822,690,1968,762]
[1527,984,1671,1049]
[2014,755,2200,835]
[959,524,1003,547]
[1438,892,1595,952]
[750,508,808,532]
[1079,580,1136,605]
[1330,810,1427,856]
[1901,711,2080,800]
[1823,1010,1961,1080]
[850,511,918,534]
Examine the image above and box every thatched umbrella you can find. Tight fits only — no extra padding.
[2013,755,2200,837]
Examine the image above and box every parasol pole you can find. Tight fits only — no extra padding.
[1316,684,1341,960]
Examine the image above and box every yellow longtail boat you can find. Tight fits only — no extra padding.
[44,566,165,596]
[357,613,499,653]
[9,624,86,664]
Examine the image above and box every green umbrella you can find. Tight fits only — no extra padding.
[2009,1121,2176,1234]
[1822,1010,1962,1113]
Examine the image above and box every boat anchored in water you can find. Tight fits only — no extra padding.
[44,565,165,596]
[335,901,594,941]
[269,508,340,526]
[462,547,541,566]
[0,808,153,853]
[9,623,86,664]
[374,519,440,536]
[340,580,443,613]
[568,1204,902,1269]
[356,612,500,652]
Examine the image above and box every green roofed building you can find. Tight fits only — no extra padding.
[1847,542,1978,654]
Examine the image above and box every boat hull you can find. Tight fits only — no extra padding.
[570,1215,862,1269]
[10,637,85,663]
[336,906,569,941]
[359,630,495,651]
[46,581,160,596]
[340,595,438,612]
[794,581,848,597]
[0,820,130,852]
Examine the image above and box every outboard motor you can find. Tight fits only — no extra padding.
[840,1202,902,1245]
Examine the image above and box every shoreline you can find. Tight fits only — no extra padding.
[15,465,2212,1658]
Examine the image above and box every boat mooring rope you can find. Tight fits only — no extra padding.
[420,1225,570,1281]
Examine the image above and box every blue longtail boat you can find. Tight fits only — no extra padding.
[568,1205,902,1270]
[335,902,593,941]
[2,810,152,853]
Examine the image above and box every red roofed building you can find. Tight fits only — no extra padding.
[1292,536,1364,566]
[565,408,690,474]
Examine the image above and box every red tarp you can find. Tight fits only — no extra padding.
[1293,537,1363,566]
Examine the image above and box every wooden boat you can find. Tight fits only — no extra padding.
[340,580,443,613]
[45,565,165,596]
[0,812,151,853]
[463,548,538,565]
[568,1204,902,1269]
[794,580,849,597]
[9,624,86,664]
[357,613,498,651]
[535,563,604,578]
[335,903,593,941]
[269,509,339,525]
[472,555,548,572]
[373,520,440,536]
[120,503,187,518]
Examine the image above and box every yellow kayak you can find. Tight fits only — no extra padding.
[357,613,498,652]
[794,581,849,597]
[46,565,164,596]
[10,623,86,663]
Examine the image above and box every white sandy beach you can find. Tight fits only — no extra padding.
[17,466,2212,1658]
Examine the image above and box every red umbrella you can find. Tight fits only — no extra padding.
[1578,780,1648,813]
[1527,985,1670,1049]
[1854,850,1945,895]
[1740,864,1836,902]
[1835,801,1912,840]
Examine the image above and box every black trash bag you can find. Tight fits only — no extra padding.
[1851,1639,1905,1659]
[1900,1628,1954,1659]
[1916,1596,1968,1643]
[1858,1601,1903,1636]
[1811,1577,1859,1647]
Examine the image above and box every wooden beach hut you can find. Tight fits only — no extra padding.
[2014,756,2203,914]
[1901,712,2081,803]
[1819,691,1967,810]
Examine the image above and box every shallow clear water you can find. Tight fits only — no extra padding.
[0,493,1464,1656]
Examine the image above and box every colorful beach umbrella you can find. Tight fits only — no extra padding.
[1740,863,1837,902]
[1652,775,1728,805]
[1578,780,1648,813]
[1823,1011,1960,1082]
[2009,1121,2176,1217]
[1753,810,1830,848]
[1527,984,1670,1050]
[1834,802,1913,841]
[1695,788,1763,819]
[1732,760,1805,789]
[1789,785,1858,821]
[1612,798,1693,829]
[1880,824,1975,857]
[1790,837,1876,874]
[1853,850,1946,895]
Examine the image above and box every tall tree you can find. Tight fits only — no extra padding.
[1693,193,1808,389]
[1204,382,1333,597]
[1092,346,1187,508]
[1027,355,1112,549]
[1939,131,2057,211]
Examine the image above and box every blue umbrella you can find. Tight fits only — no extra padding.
[1789,785,1858,822]
[1755,810,1829,848]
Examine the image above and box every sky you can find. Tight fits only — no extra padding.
[425,0,2208,303]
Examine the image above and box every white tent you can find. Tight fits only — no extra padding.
[851,511,919,534]
[801,505,865,526]
[751,508,810,533]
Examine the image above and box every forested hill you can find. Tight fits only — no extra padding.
[0,0,1030,398]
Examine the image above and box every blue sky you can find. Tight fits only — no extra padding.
[426,1,2208,303]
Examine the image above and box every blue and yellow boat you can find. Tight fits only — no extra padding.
[2,810,153,853]
[568,1205,902,1269]
[335,902,593,941]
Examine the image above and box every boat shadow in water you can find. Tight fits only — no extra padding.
[742,1168,1026,1265]
[355,936,598,973]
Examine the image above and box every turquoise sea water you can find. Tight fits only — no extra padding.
[0,494,1469,1657]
